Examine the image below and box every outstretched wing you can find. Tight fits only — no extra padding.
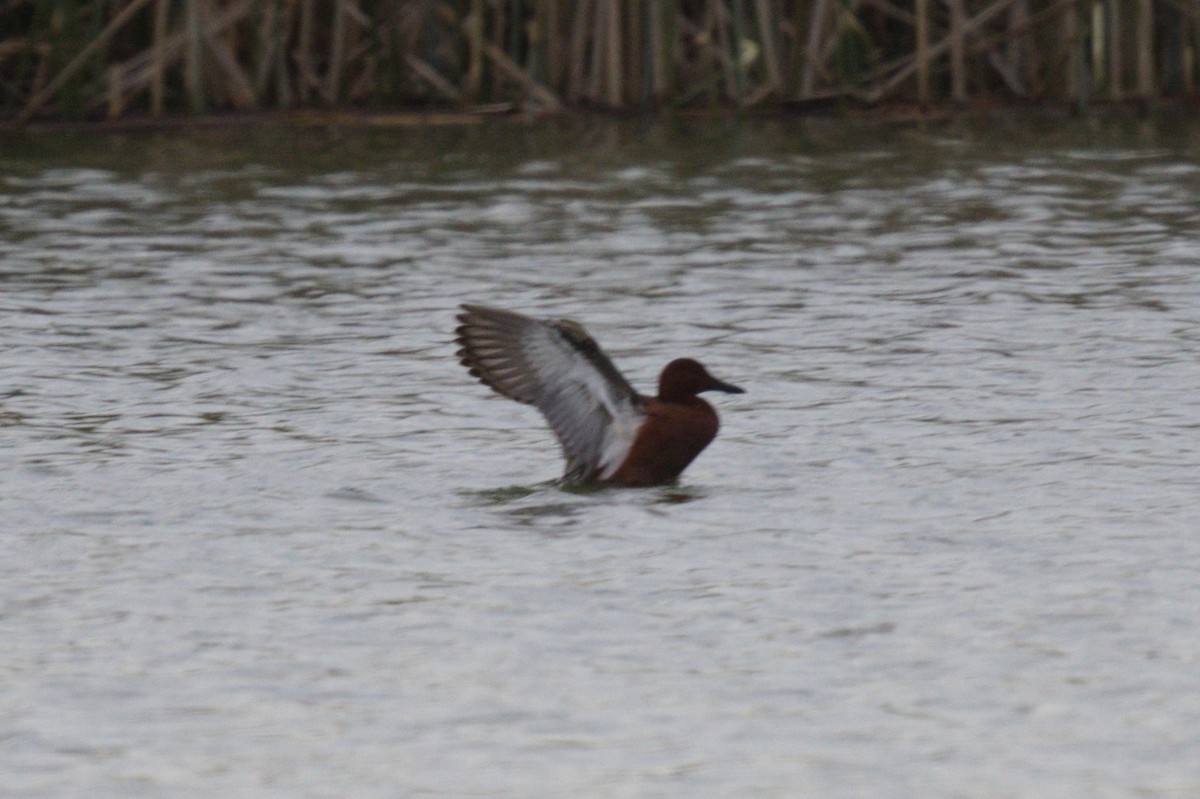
[455,304,645,481]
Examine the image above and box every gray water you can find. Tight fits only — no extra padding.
[3,117,1200,798]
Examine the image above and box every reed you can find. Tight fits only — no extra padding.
[3,0,1198,122]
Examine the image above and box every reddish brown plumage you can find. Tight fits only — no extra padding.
[455,306,743,486]
[604,399,720,486]
[604,358,743,486]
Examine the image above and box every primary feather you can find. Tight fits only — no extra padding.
[455,304,646,481]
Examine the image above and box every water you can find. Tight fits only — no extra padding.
[2,116,1200,798]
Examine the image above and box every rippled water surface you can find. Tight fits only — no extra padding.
[3,116,1200,797]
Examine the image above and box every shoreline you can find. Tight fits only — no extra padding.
[3,97,1192,135]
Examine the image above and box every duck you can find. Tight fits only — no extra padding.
[455,304,743,486]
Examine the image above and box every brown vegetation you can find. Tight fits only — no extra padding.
[2,1,1198,123]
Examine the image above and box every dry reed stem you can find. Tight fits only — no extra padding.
[465,0,484,99]
[605,0,623,107]
[801,0,830,97]
[869,0,1026,103]
[916,0,930,103]
[755,0,782,92]
[151,0,167,116]
[296,0,315,103]
[949,0,967,103]
[406,54,470,104]
[435,2,563,110]
[107,64,124,117]
[185,0,205,111]
[17,0,156,122]
[567,0,589,102]
[205,23,256,108]
[85,0,257,112]
[4,0,1197,121]
[1007,0,1031,95]
[1137,0,1156,98]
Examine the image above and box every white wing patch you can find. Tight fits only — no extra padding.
[456,305,646,482]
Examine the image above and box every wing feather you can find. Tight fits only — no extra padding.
[455,304,645,481]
